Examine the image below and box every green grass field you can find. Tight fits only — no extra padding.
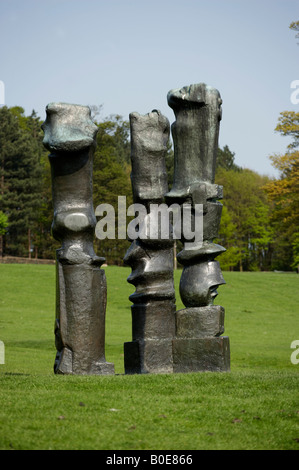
[0,264,298,450]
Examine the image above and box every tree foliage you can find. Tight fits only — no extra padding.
[215,166,273,271]
[275,111,299,149]
[0,210,8,236]
[0,102,298,271]
[217,145,241,171]
[0,106,45,257]
[263,69,299,271]
[290,20,299,43]
[92,115,132,264]
[263,150,299,270]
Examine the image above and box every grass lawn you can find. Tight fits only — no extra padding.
[0,264,298,450]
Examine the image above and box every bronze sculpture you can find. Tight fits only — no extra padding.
[42,103,114,375]
[166,83,230,372]
[43,82,230,376]
[124,110,176,374]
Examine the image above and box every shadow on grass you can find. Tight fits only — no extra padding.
[11,340,54,350]
[4,372,31,376]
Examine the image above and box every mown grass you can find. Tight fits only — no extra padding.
[0,264,298,450]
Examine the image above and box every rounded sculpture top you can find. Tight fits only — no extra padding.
[166,83,223,196]
[167,83,222,118]
[129,109,170,151]
[129,109,170,204]
[42,102,98,153]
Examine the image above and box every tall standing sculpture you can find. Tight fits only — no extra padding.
[42,102,114,375]
[123,110,176,374]
[166,84,230,372]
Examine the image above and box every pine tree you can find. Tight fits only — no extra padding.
[217,145,241,171]
[0,106,43,257]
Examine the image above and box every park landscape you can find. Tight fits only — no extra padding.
[0,15,298,453]
[0,264,298,450]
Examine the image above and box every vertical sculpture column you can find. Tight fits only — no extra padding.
[42,102,114,375]
[124,110,176,374]
[166,84,230,372]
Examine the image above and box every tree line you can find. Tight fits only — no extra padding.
[0,102,298,272]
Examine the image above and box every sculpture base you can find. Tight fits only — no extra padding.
[54,347,115,375]
[124,306,230,374]
[54,261,115,376]
[124,339,173,374]
[173,305,230,373]
[172,336,230,373]
[176,305,225,338]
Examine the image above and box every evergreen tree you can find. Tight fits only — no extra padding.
[0,209,8,236]
[217,145,241,171]
[0,106,43,257]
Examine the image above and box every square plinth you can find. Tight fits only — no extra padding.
[124,339,173,374]
[173,336,230,373]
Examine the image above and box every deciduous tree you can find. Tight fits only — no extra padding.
[264,151,299,270]
[215,167,273,271]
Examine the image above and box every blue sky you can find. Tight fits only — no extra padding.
[1,0,298,176]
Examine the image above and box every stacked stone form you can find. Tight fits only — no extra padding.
[165,84,230,372]
[123,110,176,374]
[42,103,114,375]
